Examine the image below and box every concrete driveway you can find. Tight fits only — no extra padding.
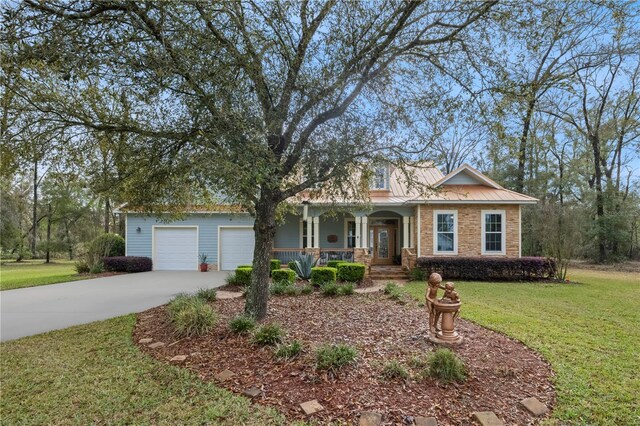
[0,271,229,342]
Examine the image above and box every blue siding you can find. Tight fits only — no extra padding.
[274,214,300,248]
[126,213,254,265]
[319,215,345,248]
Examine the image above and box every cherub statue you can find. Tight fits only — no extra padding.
[441,282,460,303]
[425,273,444,334]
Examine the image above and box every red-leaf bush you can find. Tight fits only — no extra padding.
[103,256,153,273]
[416,256,557,281]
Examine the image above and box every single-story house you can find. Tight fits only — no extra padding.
[116,163,537,274]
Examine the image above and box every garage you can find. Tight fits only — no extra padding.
[219,227,255,270]
[153,227,198,270]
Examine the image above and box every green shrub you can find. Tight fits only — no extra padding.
[274,340,303,360]
[409,267,426,282]
[195,287,217,302]
[300,284,314,295]
[339,282,355,295]
[427,348,467,384]
[291,254,317,280]
[270,259,281,274]
[315,344,358,371]
[225,272,238,285]
[235,267,252,286]
[74,260,90,274]
[381,360,409,380]
[271,268,296,284]
[383,282,402,300]
[326,260,344,268]
[287,261,296,269]
[321,282,354,296]
[252,323,283,346]
[237,264,252,269]
[89,233,125,258]
[229,315,256,334]
[168,295,216,337]
[336,263,365,282]
[311,267,337,285]
[89,262,104,274]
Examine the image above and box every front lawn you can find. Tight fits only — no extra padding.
[0,315,286,425]
[0,260,81,290]
[403,268,640,425]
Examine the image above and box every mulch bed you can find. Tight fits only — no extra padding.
[134,292,555,425]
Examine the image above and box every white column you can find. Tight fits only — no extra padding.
[409,216,414,248]
[306,216,313,249]
[313,216,320,249]
[403,216,410,248]
[355,217,362,248]
[361,216,368,249]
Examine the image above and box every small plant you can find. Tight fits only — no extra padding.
[381,360,409,380]
[195,287,217,302]
[74,260,90,274]
[168,295,216,337]
[427,348,467,384]
[336,263,365,282]
[300,284,314,295]
[199,253,208,264]
[326,260,344,268]
[315,344,357,371]
[270,259,281,275]
[274,340,303,360]
[225,272,238,285]
[89,262,104,274]
[339,282,355,295]
[229,315,256,334]
[270,280,296,296]
[252,323,284,346]
[409,267,426,282]
[235,267,252,286]
[383,281,403,300]
[320,281,339,296]
[311,266,337,285]
[408,354,429,369]
[291,253,318,280]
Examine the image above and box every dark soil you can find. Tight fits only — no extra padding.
[134,292,555,425]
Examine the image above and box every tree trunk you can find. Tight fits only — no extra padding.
[45,203,52,263]
[589,133,606,263]
[65,222,73,260]
[516,97,536,193]
[244,193,278,320]
[32,158,38,257]
[104,197,111,233]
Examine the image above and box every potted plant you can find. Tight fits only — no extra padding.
[199,254,208,272]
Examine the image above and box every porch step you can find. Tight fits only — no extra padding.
[369,266,409,281]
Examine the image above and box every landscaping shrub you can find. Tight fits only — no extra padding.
[287,261,296,269]
[427,348,467,384]
[89,262,104,274]
[235,267,252,286]
[336,262,365,282]
[310,266,337,285]
[416,256,557,281]
[383,282,403,300]
[409,267,426,282]
[271,268,296,285]
[291,254,317,280]
[315,344,358,371]
[300,284,314,295]
[103,256,153,273]
[225,272,238,285]
[195,287,217,302]
[168,295,216,337]
[237,264,252,268]
[321,282,354,296]
[270,259,281,274]
[252,323,283,346]
[270,280,296,296]
[89,233,125,258]
[326,260,344,268]
[274,340,303,360]
[229,315,256,334]
[74,260,90,274]
[381,360,409,380]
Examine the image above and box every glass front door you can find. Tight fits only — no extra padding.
[371,225,395,264]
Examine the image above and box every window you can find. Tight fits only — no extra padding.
[433,210,457,254]
[300,220,310,248]
[346,220,356,248]
[370,165,389,190]
[482,210,505,255]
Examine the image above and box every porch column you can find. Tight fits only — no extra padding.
[403,216,410,248]
[355,217,362,248]
[313,216,320,249]
[306,216,313,249]
[409,216,414,248]
[361,216,368,249]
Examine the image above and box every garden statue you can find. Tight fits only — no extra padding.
[426,273,463,345]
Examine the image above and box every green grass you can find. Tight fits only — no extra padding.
[404,269,640,425]
[0,315,287,425]
[0,260,82,290]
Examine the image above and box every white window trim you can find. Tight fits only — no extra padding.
[344,218,357,248]
[481,209,506,255]
[299,219,309,249]
[370,165,390,190]
[433,210,458,255]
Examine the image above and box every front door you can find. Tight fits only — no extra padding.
[370,226,395,264]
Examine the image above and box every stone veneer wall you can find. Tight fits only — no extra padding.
[418,204,520,257]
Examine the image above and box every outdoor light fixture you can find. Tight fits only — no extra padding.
[302,200,310,221]
[136,227,141,233]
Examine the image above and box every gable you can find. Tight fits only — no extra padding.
[434,164,502,189]
[443,169,485,185]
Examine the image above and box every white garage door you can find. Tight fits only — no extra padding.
[220,227,254,270]
[153,227,198,271]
